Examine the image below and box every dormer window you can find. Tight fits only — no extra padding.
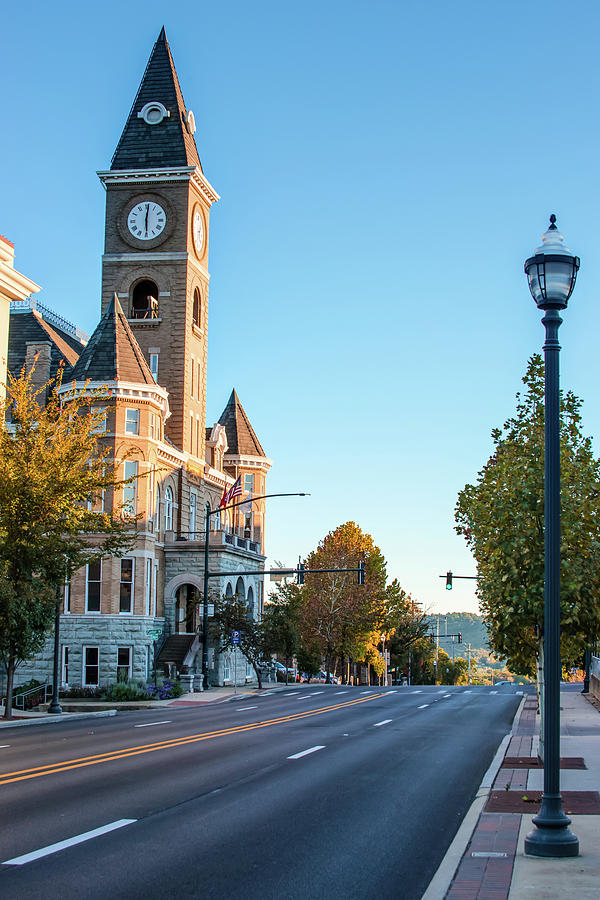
[131,280,159,319]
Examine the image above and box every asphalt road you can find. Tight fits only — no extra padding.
[0,684,523,900]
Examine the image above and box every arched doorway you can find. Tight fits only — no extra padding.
[174,583,200,633]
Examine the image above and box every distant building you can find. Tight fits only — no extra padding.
[4,29,272,693]
[0,236,41,396]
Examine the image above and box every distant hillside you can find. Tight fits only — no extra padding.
[425,612,489,652]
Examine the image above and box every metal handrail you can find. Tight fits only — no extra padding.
[1,683,52,710]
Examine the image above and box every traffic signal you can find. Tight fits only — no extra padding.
[458,632,462,644]
[297,563,305,586]
[446,571,453,590]
[358,560,365,585]
[429,634,435,645]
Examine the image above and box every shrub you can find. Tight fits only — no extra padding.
[145,678,184,700]
[60,686,106,699]
[104,680,152,702]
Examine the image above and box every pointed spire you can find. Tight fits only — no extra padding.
[218,389,266,457]
[110,30,202,171]
[69,293,156,385]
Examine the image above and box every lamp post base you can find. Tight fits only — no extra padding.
[48,700,62,715]
[525,798,579,857]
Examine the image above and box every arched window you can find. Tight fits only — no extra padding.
[247,586,254,612]
[155,486,160,532]
[235,577,245,601]
[193,288,201,327]
[131,280,159,319]
[164,486,173,532]
[225,582,233,598]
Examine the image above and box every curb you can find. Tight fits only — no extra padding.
[0,709,117,729]
[421,695,526,900]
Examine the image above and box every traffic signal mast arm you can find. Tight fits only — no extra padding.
[439,571,478,589]
[205,562,365,584]
[428,632,463,643]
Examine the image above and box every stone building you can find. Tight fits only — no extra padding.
[4,28,272,693]
[0,236,41,396]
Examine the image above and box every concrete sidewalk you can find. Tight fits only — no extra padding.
[436,686,600,899]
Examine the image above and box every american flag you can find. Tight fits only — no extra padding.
[219,475,242,508]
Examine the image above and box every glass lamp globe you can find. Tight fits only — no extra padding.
[524,215,580,309]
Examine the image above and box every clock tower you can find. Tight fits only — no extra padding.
[97,27,219,456]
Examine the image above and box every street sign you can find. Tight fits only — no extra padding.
[147,629,162,639]
[231,630,241,645]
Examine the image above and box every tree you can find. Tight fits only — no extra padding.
[455,355,600,677]
[0,366,135,717]
[212,595,268,688]
[300,522,387,681]
[262,581,301,678]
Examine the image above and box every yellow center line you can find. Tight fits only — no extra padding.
[0,694,383,786]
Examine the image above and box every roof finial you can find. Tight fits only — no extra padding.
[549,213,557,230]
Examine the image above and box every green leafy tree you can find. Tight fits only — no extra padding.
[262,581,301,676]
[212,595,268,688]
[0,367,136,717]
[455,355,600,677]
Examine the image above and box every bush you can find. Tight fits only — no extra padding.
[145,678,184,700]
[60,686,106,699]
[104,680,152,702]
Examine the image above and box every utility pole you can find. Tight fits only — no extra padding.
[467,643,472,685]
[435,615,440,683]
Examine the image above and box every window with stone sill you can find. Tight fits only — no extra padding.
[123,460,138,515]
[61,646,69,686]
[125,408,139,435]
[117,647,132,681]
[86,560,101,613]
[83,646,100,687]
[120,558,134,614]
[164,486,174,532]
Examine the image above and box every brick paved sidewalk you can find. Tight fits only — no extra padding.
[445,715,534,900]
[444,688,600,900]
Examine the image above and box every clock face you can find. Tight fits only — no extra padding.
[193,210,204,255]
[127,202,166,240]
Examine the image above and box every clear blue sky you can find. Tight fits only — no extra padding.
[3,1,600,614]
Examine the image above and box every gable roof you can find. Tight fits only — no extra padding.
[110,27,202,172]
[69,294,155,385]
[218,389,266,458]
[8,308,83,380]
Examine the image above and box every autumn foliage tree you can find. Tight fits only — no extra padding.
[0,367,135,717]
[455,356,600,677]
[300,522,387,680]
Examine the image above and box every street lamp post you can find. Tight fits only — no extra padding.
[200,492,308,690]
[523,215,580,858]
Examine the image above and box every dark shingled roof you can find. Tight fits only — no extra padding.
[69,294,155,385]
[218,389,266,458]
[8,309,83,380]
[111,27,202,172]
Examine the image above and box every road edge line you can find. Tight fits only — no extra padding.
[421,694,526,900]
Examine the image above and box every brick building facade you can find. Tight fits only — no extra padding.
[4,29,272,693]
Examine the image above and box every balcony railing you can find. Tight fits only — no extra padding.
[165,529,262,554]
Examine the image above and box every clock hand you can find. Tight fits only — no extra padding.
[145,204,149,236]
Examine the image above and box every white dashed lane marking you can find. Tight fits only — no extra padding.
[288,745,326,760]
[134,721,171,728]
[4,820,137,866]
[236,707,258,711]
[373,720,392,727]
[418,704,429,709]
